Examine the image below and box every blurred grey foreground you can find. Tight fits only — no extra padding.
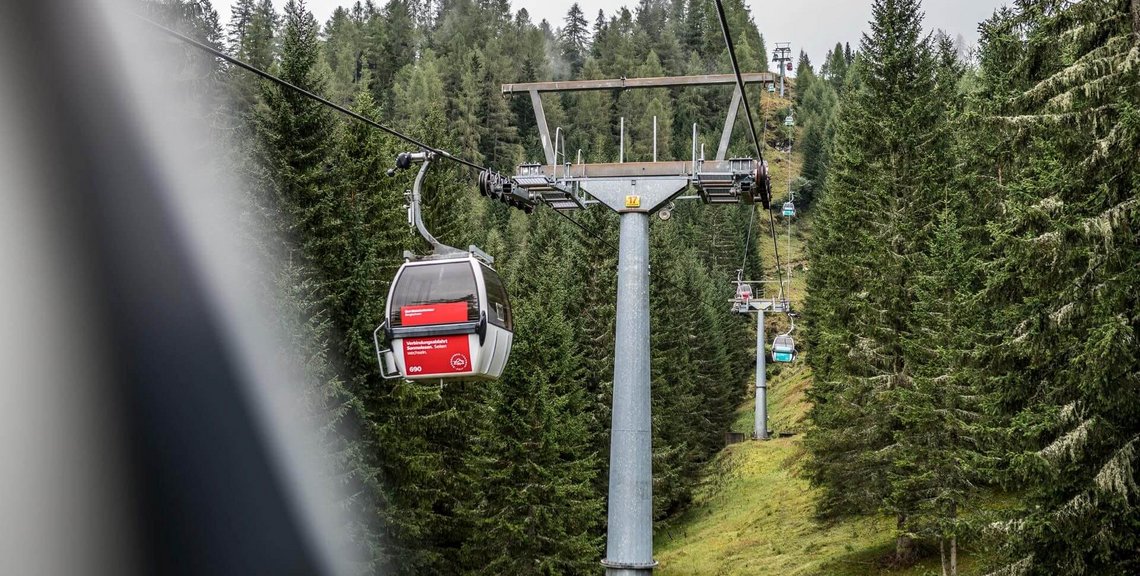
[0,1,354,574]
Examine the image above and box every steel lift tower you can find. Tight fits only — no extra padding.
[732,290,789,440]
[485,72,775,575]
[772,42,793,97]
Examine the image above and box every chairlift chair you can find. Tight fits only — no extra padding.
[782,201,796,217]
[374,151,514,381]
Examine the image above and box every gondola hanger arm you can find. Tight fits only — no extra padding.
[389,150,464,258]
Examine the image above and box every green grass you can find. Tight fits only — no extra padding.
[730,361,812,437]
[656,438,899,576]
[655,422,992,576]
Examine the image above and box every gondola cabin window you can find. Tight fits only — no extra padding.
[480,264,513,330]
[389,261,479,328]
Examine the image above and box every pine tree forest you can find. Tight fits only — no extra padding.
[138,0,1136,574]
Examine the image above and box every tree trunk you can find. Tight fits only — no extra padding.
[951,535,958,576]
[940,539,948,576]
[895,513,916,566]
[949,502,958,576]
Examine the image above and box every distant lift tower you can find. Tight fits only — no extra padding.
[772,42,793,97]
[732,284,790,440]
[493,72,775,575]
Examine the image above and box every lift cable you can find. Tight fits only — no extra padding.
[135,13,616,252]
[713,0,786,301]
[136,14,484,171]
[739,204,755,273]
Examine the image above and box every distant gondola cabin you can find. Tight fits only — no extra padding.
[736,283,753,303]
[772,334,795,363]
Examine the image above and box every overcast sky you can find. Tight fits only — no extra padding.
[213,0,1009,68]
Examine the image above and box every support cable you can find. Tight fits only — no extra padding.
[135,13,617,250]
[713,0,787,301]
[740,205,755,273]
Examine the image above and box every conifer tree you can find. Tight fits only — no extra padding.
[239,0,277,70]
[244,1,393,571]
[560,3,590,76]
[804,0,957,564]
[973,1,1140,573]
[450,51,487,167]
[368,0,417,110]
[227,0,257,49]
[820,41,849,93]
[796,71,838,206]
[681,0,713,57]
[258,0,337,240]
[323,6,366,102]
[463,211,604,575]
[796,49,813,78]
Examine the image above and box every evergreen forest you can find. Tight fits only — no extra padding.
[140,0,1138,574]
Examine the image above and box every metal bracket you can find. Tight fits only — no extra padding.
[601,559,659,570]
[578,178,690,214]
[513,74,776,204]
[716,86,742,161]
[529,90,555,164]
[373,323,400,380]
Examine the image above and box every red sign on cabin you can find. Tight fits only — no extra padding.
[402,335,472,376]
[401,302,468,326]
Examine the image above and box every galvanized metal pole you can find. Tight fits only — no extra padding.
[620,117,625,163]
[529,89,556,164]
[603,212,655,575]
[754,307,768,440]
[652,116,657,162]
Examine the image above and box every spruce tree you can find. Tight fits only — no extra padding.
[368,0,417,110]
[257,0,336,245]
[821,41,849,93]
[796,72,838,206]
[974,1,1140,573]
[226,0,257,50]
[560,3,590,76]
[463,211,604,575]
[323,6,366,102]
[804,0,957,564]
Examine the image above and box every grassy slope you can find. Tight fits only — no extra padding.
[655,95,987,575]
[656,381,987,576]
